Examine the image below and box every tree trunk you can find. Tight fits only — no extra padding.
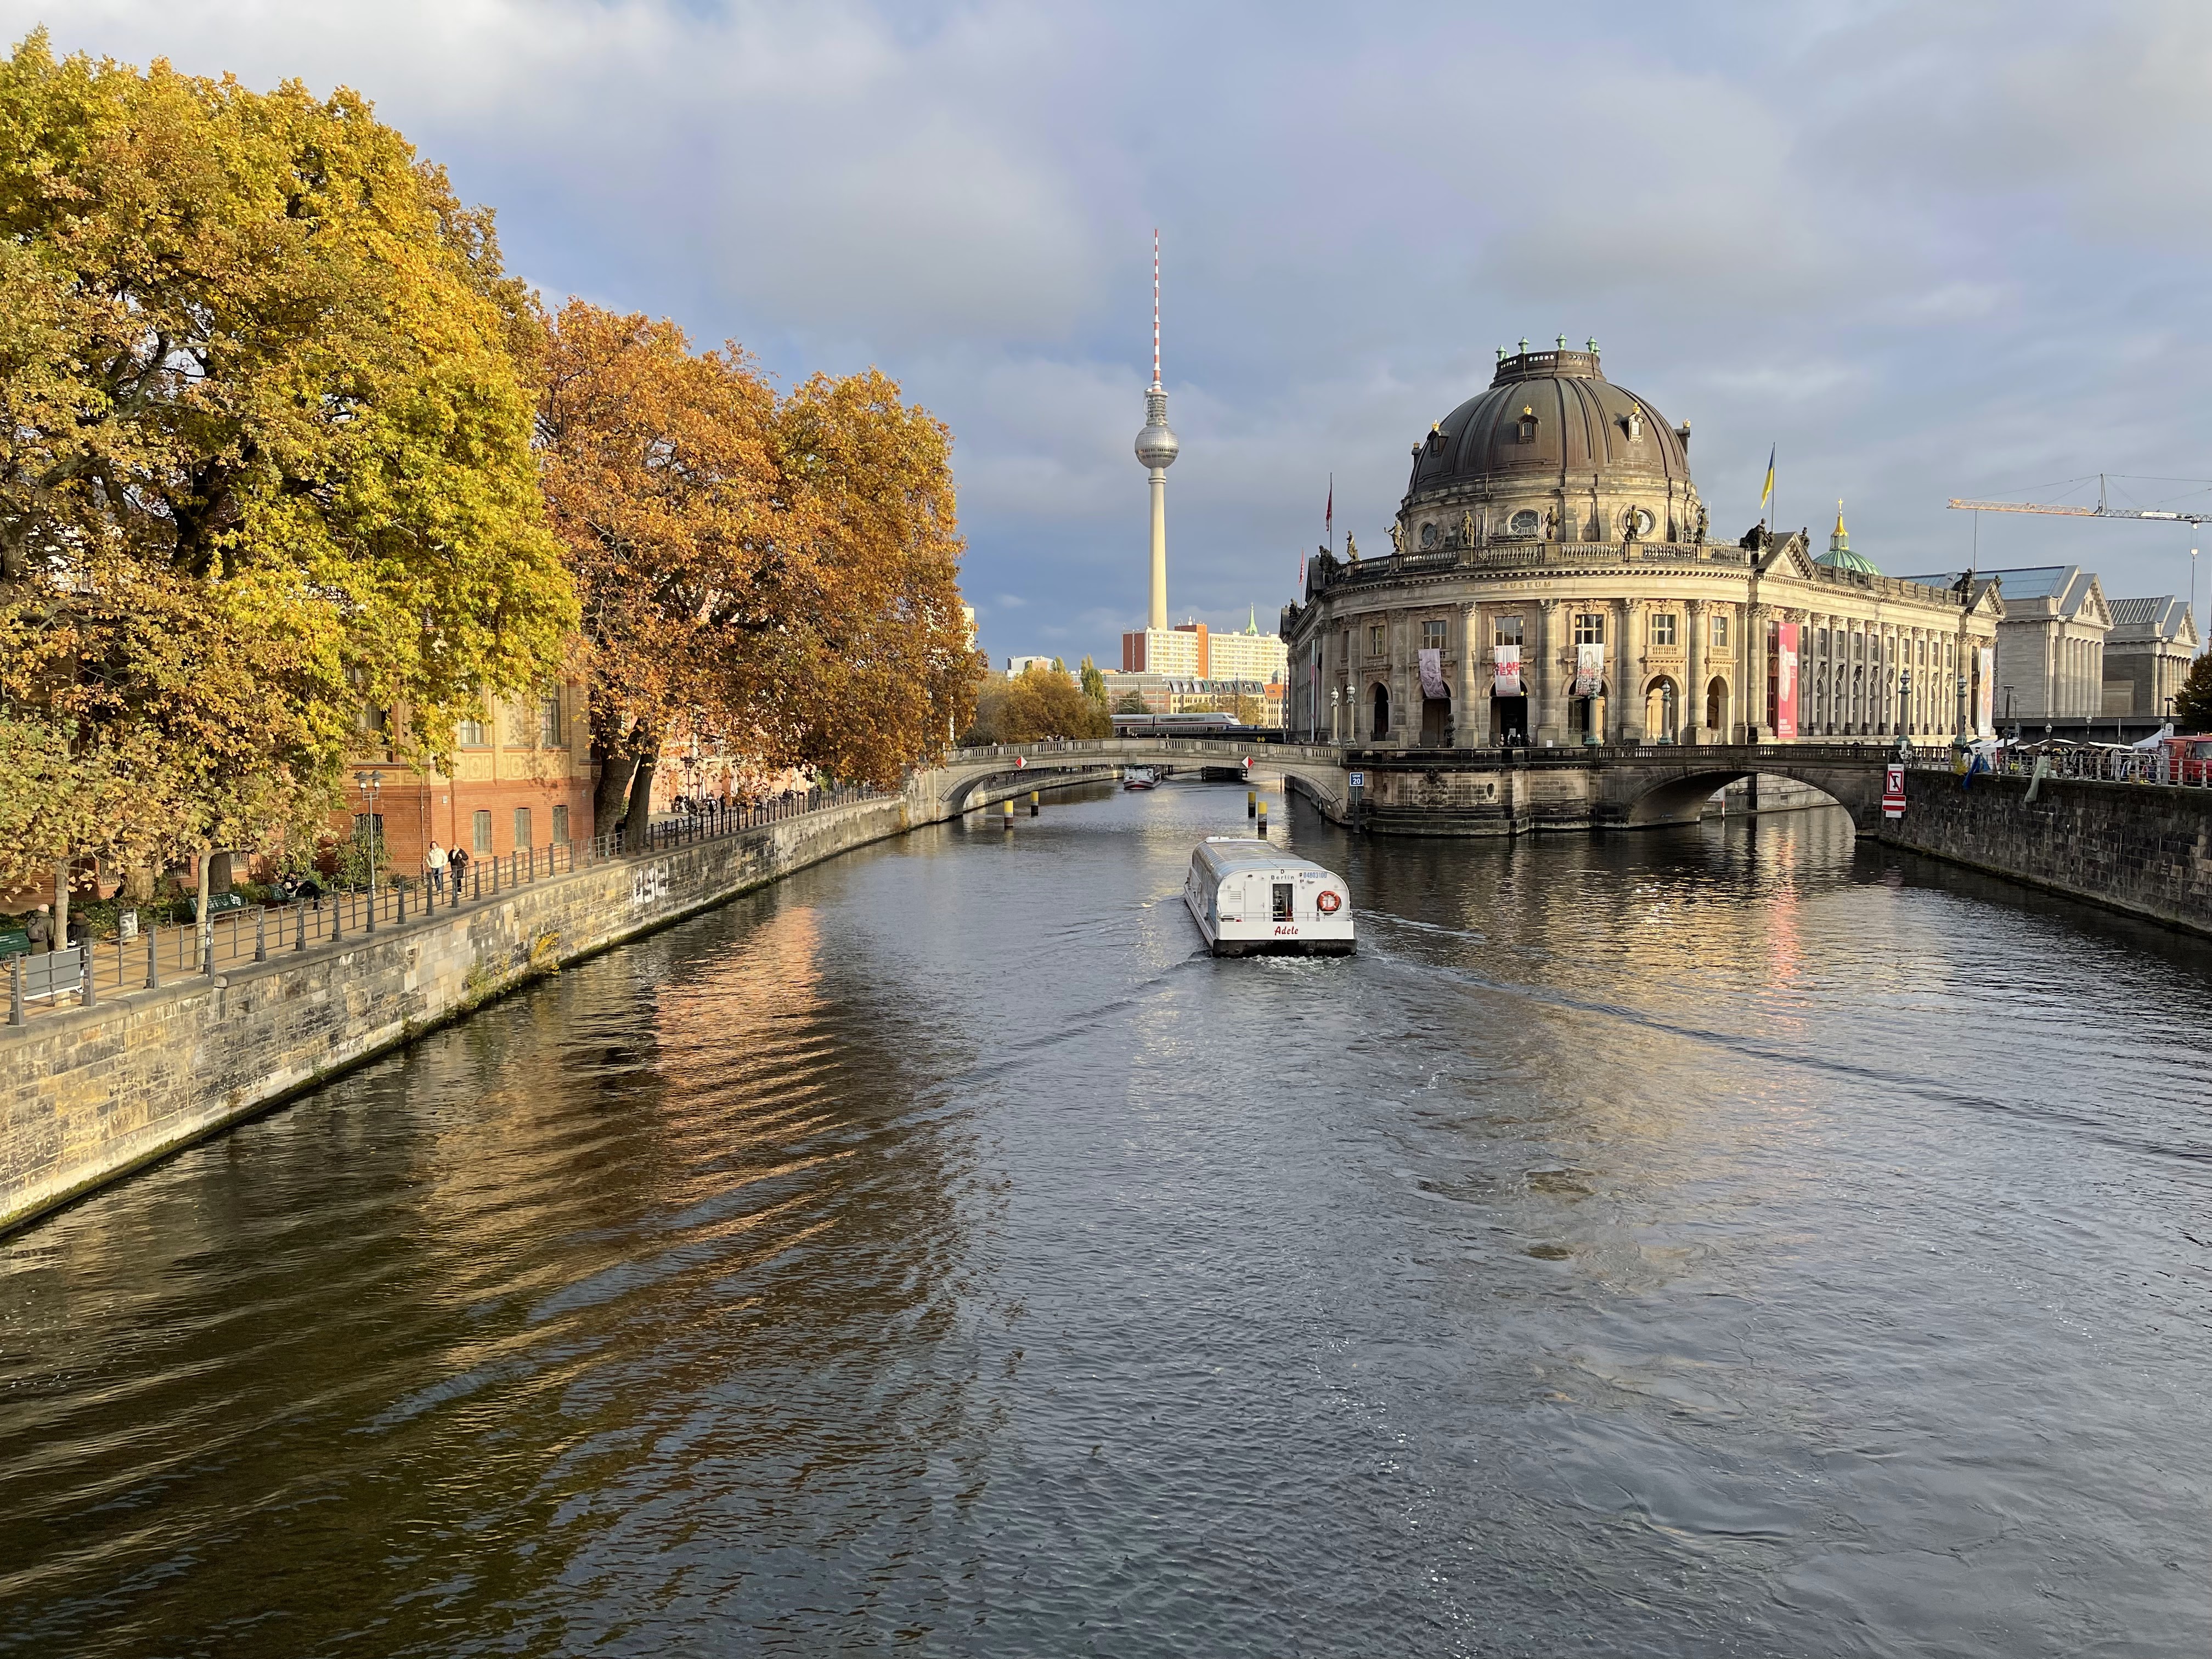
[589,698,636,844]
[196,851,211,948]
[52,862,67,953]
[624,754,659,848]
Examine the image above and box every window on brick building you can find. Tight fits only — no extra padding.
[456,717,488,748]
[472,810,493,854]
[538,693,563,748]
[552,805,570,845]
[514,807,533,850]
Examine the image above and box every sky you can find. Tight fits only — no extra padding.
[14,1,2212,668]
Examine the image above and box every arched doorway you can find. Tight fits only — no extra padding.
[1646,676,1680,744]
[1370,681,1390,741]
[1570,685,1607,746]
[1491,687,1528,746]
[1706,676,1730,740]
[1419,689,1451,747]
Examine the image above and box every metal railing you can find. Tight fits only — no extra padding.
[4,784,885,1030]
[1904,745,2212,788]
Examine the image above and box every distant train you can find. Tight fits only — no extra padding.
[1110,713,1284,741]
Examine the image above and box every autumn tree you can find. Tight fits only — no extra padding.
[2175,651,2212,732]
[757,368,979,787]
[1078,656,1108,708]
[536,302,782,842]
[966,664,1111,743]
[0,33,574,891]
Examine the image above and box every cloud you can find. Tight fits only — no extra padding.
[13,0,2212,655]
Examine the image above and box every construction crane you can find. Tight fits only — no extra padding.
[1948,475,2212,527]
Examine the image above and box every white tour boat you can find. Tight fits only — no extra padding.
[1182,838,1354,957]
[1122,766,1159,791]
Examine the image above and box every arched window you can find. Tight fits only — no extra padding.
[1371,681,1391,740]
[1706,676,1729,735]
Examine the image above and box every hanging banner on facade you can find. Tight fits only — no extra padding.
[1976,646,1996,737]
[1883,763,1906,819]
[1572,644,1605,697]
[1493,645,1522,696]
[1775,622,1800,738]
[1418,647,1448,701]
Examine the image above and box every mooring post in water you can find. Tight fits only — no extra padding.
[1003,798,1014,828]
[1248,789,1256,819]
[1257,801,1269,837]
[1030,791,1039,817]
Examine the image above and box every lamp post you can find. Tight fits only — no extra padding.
[354,768,383,933]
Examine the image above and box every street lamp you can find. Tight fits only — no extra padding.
[354,768,383,932]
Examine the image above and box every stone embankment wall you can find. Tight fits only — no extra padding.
[2,767,1120,1235]
[1,797,908,1233]
[1876,771,2212,936]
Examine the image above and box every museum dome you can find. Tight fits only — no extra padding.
[1410,343,1691,493]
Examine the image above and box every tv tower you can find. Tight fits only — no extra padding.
[1133,229,1179,631]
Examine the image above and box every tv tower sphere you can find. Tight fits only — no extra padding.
[1136,230,1178,631]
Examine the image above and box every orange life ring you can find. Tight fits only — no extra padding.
[1317,890,1342,914]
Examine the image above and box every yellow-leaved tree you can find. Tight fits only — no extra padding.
[0,32,575,891]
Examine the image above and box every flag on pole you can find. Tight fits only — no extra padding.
[1759,445,1776,516]
[1325,475,1333,545]
[1299,553,1306,589]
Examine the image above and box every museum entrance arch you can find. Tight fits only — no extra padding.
[1370,681,1391,741]
[1419,689,1452,747]
[1491,688,1528,746]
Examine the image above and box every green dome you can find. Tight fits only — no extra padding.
[1815,503,1879,575]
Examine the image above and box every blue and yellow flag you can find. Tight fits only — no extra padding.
[1759,445,1776,515]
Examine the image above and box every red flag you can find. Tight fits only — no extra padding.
[1299,554,1307,588]
[1324,475,1333,539]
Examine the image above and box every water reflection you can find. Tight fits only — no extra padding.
[2,783,2208,1656]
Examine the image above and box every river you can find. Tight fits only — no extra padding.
[3,783,2208,1657]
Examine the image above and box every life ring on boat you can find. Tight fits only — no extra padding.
[1317,890,1342,914]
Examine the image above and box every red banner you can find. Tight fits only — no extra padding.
[1775,622,1799,738]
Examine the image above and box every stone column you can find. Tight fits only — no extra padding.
[1684,599,1706,744]
[1462,605,1487,747]
[1536,600,1566,746]
[1616,598,1644,744]
[1391,611,1411,747]
[1746,603,1769,741]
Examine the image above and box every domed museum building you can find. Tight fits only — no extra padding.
[1280,343,2001,751]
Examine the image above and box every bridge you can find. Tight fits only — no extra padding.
[913,739,1898,835]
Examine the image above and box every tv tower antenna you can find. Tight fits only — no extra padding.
[1135,228,1180,631]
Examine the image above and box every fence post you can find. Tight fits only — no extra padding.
[9,954,23,1026]
[81,942,97,1008]
[255,909,267,962]
[296,903,307,951]
[202,938,214,977]
[331,893,343,941]
[146,928,160,989]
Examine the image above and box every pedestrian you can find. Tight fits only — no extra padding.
[425,839,448,896]
[448,845,470,893]
[24,904,50,955]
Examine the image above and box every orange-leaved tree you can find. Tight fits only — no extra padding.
[536,301,784,842]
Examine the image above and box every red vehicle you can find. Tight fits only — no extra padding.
[2159,735,2212,784]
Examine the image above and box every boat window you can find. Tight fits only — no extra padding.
[1272,883,1294,921]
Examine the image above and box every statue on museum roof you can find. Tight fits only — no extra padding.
[1387,522,1403,555]
[1694,503,1709,544]
[1458,509,1476,547]
[1346,533,1361,563]
[1543,506,1558,540]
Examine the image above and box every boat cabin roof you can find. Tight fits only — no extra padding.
[1191,839,1336,881]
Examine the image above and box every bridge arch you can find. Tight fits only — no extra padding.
[1612,756,1881,832]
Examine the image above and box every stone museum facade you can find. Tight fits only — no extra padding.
[1280,344,2002,751]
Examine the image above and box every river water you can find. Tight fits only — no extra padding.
[4,784,2209,1657]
